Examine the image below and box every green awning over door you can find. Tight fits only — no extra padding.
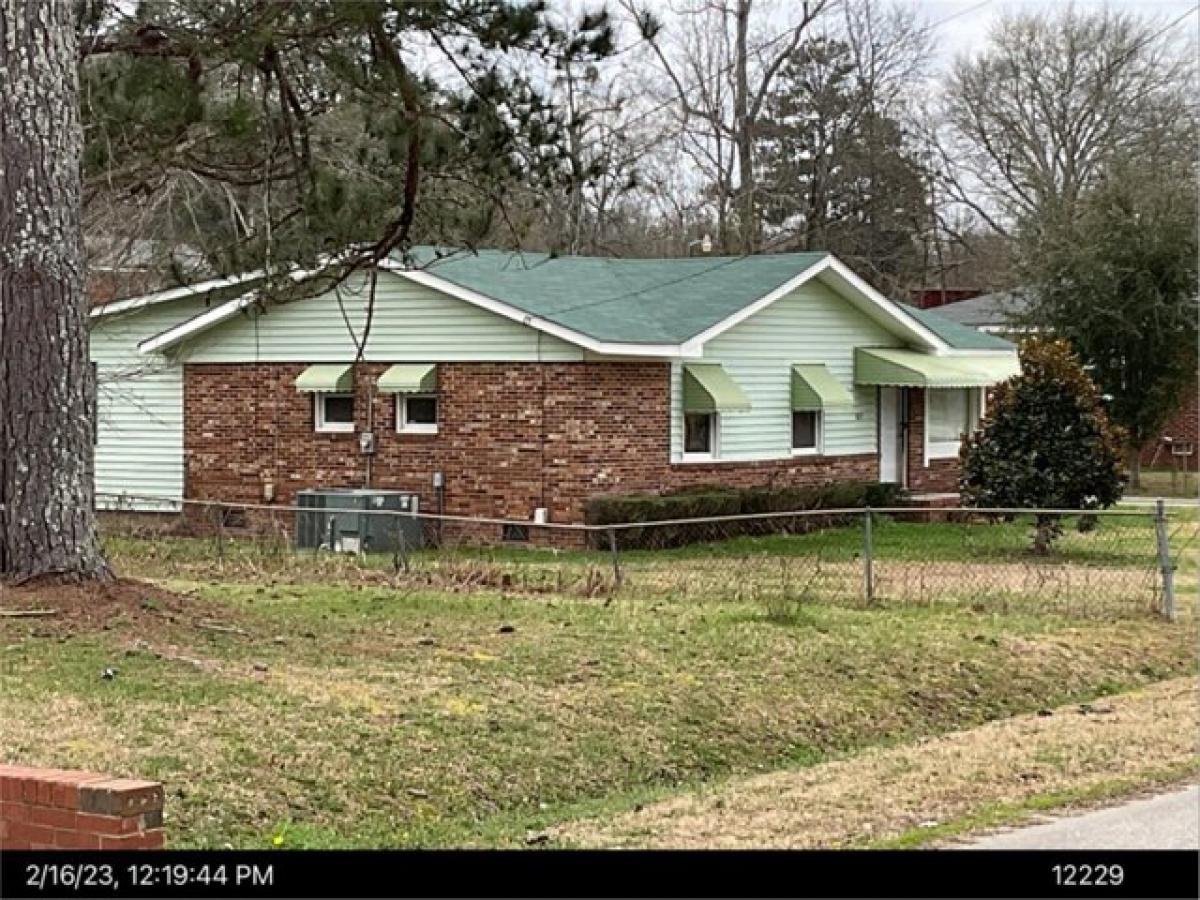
[791,364,853,409]
[377,363,437,393]
[682,363,751,412]
[295,364,354,392]
[854,348,1019,388]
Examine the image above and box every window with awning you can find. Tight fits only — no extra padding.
[682,363,751,412]
[854,348,1018,388]
[377,363,437,394]
[295,364,354,393]
[791,364,853,410]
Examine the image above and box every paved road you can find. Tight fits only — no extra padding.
[970,786,1199,850]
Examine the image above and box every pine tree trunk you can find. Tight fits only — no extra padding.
[0,0,110,581]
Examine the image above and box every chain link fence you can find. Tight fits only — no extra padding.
[96,493,1194,621]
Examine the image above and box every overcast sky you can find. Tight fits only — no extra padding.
[630,0,1198,69]
[923,0,1197,64]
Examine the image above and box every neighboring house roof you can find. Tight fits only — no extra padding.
[897,303,1015,350]
[114,247,1016,359]
[928,290,1034,329]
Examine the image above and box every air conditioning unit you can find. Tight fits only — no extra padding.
[295,489,422,552]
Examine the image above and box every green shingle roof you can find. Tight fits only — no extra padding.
[406,248,829,345]
[406,248,1014,351]
[896,303,1016,351]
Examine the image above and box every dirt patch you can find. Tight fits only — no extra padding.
[556,676,1200,849]
[0,577,238,637]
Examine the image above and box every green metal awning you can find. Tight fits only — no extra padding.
[377,363,437,394]
[683,363,751,413]
[295,363,354,393]
[792,364,853,409]
[854,348,1019,388]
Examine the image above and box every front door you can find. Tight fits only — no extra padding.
[878,387,906,485]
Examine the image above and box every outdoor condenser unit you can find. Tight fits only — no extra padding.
[295,489,422,553]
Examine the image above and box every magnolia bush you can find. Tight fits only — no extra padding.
[960,338,1126,553]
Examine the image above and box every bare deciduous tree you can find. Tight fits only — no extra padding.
[935,7,1195,235]
[631,0,832,253]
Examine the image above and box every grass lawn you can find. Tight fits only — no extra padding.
[1129,467,1198,500]
[558,676,1199,849]
[103,507,1189,578]
[3,539,1195,848]
[100,508,1194,619]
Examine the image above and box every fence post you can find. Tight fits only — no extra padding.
[212,503,224,562]
[863,506,874,604]
[607,527,623,590]
[392,513,409,574]
[1154,499,1176,621]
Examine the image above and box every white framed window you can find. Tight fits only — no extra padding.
[925,388,979,461]
[683,411,718,460]
[791,410,822,455]
[396,393,438,434]
[315,393,355,433]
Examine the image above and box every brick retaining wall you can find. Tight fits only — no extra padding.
[0,765,164,849]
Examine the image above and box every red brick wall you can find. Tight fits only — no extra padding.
[909,288,983,309]
[905,387,962,493]
[0,765,164,850]
[184,362,883,524]
[1140,380,1199,472]
[667,454,878,491]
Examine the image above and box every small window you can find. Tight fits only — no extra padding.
[315,393,355,433]
[502,523,530,542]
[683,412,716,458]
[397,393,438,434]
[926,388,978,459]
[792,410,821,455]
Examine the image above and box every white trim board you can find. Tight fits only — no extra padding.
[124,252,1014,362]
[138,292,256,354]
[382,263,691,359]
[136,266,337,356]
[90,271,265,319]
[679,256,947,356]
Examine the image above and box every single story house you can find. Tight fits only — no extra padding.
[89,250,1019,526]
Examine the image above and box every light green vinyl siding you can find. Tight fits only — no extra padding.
[671,280,902,462]
[180,271,583,363]
[89,299,211,508]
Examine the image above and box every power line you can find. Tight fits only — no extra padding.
[587,0,1002,150]
[425,250,755,318]
[481,4,1027,312]
[931,0,996,32]
[1095,4,1198,73]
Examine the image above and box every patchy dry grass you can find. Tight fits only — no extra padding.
[556,677,1200,849]
[98,507,1195,620]
[1131,469,1198,500]
[2,527,1196,848]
